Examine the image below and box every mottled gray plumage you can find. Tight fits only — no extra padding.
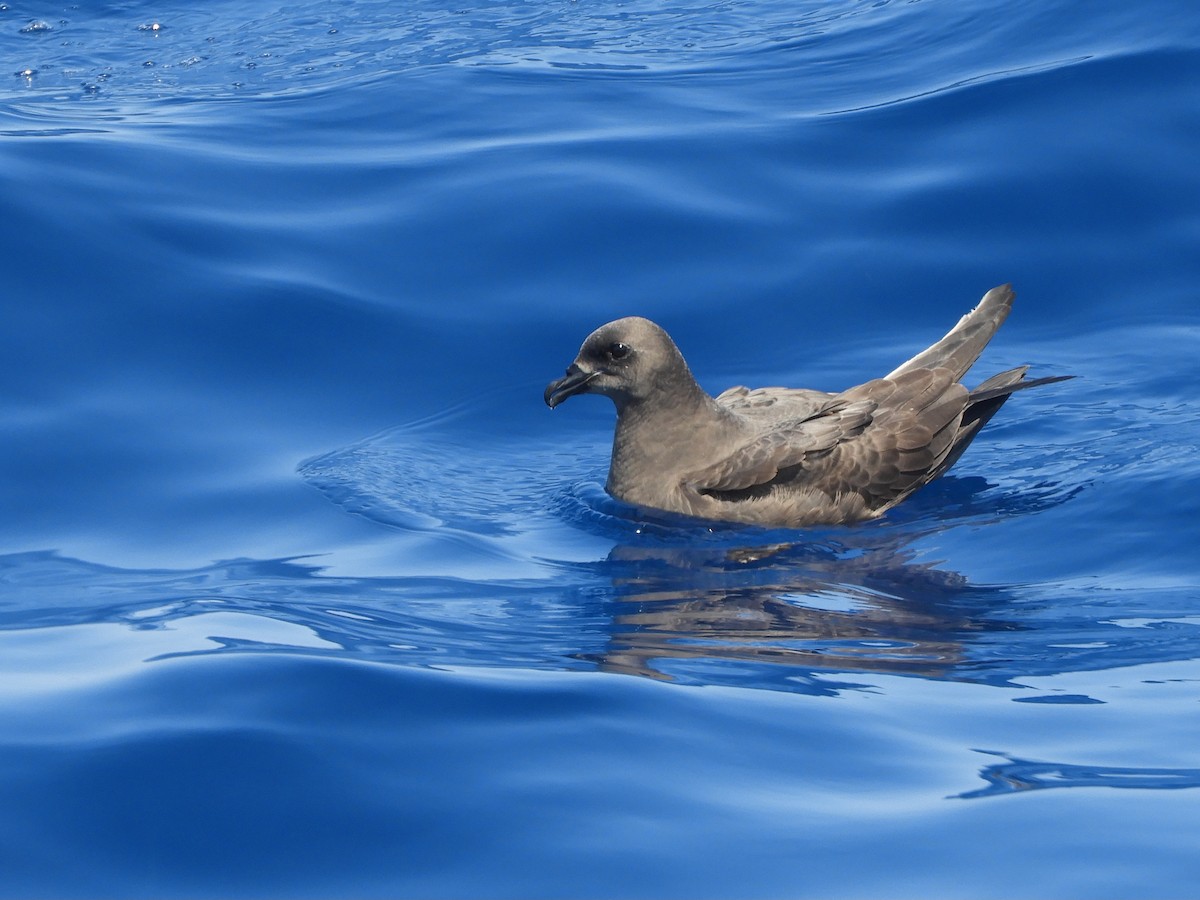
[544,284,1072,527]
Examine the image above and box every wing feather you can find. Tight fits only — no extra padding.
[691,366,972,512]
[685,399,875,495]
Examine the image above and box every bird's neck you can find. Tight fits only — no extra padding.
[606,377,740,504]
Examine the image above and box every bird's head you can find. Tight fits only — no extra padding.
[544,316,690,412]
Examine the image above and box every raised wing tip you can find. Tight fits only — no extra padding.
[980,283,1015,307]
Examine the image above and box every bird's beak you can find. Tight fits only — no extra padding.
[544,364,599,408]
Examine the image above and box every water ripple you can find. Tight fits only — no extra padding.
[957,750,1200,800]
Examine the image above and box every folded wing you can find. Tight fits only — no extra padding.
[686,368,969,515]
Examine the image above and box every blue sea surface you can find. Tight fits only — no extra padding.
[2,0,1200,896]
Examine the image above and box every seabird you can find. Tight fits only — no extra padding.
[544,284,1071,527]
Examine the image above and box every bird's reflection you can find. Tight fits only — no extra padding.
[576,475,1068,684]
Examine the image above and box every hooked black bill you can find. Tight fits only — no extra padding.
[544,364,600,408]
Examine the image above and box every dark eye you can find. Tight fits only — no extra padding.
[606,341,631,361]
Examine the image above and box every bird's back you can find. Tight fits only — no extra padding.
[715,384,834,424]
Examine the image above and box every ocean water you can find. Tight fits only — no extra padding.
[2,0,1199,896]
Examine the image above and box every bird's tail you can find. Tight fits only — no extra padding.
[929,365,1075,480]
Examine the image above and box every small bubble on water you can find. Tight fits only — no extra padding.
[80,81,99,93]
[328,27,338,34]
[19,19,52,33]
[143,60,155,67]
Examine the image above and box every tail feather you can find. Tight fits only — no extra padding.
[928,367,1076,481]
[969,371,1076,405]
